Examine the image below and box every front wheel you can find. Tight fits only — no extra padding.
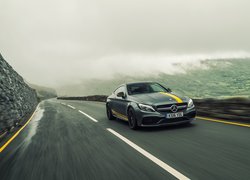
[106,104,115,120]
[128,108,138,130]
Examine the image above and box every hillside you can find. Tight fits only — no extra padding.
[57,58,250,98]
[28,83,57,100]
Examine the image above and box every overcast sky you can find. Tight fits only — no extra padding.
[0,0,250,87]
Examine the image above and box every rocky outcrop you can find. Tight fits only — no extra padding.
[194,98,250,123]
[0,53,38,135]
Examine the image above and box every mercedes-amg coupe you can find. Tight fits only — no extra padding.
[106,82,196,129]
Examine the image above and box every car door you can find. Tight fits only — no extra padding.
[112,86,128,120]
[110,86,123,114]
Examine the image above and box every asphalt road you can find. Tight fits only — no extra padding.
[0,99,250,180]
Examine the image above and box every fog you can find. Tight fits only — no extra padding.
[0,0,250,88]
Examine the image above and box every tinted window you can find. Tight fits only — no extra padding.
[150,83,166,92]
[127,83,168,95]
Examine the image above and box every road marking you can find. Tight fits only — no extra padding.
[197,116,250,128]
[0,104,39,153]
[61,103,66,105]
[107,128,190,180]
[78,110,98,123]
[67,104,76,109]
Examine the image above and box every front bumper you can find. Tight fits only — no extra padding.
[134,107,196,127]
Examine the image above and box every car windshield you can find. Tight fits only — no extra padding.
[127,83,168,95]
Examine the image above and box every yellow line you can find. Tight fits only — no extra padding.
[0,105,39,153]
[112,109,128,121]
[160,92,183,103]
[197,116,250,128]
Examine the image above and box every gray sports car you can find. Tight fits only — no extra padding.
[106,82,196,129]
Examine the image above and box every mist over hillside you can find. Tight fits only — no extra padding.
[57,58,250,98]
[28,83,57,100]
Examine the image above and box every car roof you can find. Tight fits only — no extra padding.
[116,81,157,89]
[126,81,156,85]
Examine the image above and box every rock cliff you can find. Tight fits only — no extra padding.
[0,53,38,135]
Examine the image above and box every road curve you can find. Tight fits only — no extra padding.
[0,99,249,180]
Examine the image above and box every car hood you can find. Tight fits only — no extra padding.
[129,92,189,106]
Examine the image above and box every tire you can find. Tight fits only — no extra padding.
[106,104,115,120]
[128,108,138,130]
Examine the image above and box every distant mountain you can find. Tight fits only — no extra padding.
[28,83,57,100]
[57,58,250,99]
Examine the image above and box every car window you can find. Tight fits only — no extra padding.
[114,86,125,95]
[150,83,166,92]
[127,83,167,95]
[127,84,150,94]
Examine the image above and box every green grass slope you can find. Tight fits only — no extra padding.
[58,58,250,98]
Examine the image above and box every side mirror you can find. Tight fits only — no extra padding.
[117,92,126,98]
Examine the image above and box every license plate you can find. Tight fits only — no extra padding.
[166,112,184,119]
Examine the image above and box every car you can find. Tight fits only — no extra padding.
[106,82,196,129]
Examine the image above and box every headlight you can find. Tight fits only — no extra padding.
[187,99,194,108]
[138,104,156,112]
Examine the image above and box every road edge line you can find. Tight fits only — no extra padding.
[0,103,40,153]
[197,116,250,128]
[106,128,190,180]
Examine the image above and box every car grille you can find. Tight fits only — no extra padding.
[142,117,188,125]
[156,103,187,112]
[142,117,160,125]
[159,117,189,124]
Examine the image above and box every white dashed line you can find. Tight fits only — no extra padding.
[67,105,76,109]
[78,110,98,123]
[63,102,189,179]
[107,128,190,180]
